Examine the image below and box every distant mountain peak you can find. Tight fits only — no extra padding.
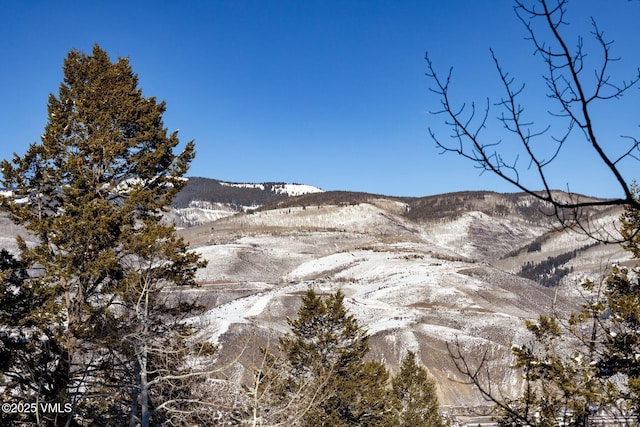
[170,177,324,227]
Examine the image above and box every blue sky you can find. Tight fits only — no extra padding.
[1,1,639,197]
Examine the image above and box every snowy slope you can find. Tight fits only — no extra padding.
[168,201,238,228]
[220,181,323,197]
[181,197,620,408]
[169,178,324,226]
[272,183,324,196]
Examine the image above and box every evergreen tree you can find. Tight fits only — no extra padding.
[495,314,607,426]
[464,200,640,426]
[392,351,446,427]
[595,198,640,420]
[0,249,71,426]
[255,289,395,426]
[280,289,369,379]
[0,45,205,426]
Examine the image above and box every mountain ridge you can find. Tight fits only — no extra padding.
[173,176,610,228]
[172,176,324,210]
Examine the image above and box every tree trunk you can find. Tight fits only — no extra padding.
[140,346,150,427]
[129,361,140,427]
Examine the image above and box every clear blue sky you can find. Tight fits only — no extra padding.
[1,1,639,197]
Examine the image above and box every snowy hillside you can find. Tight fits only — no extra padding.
[166,201,238,228]
[178,193,628,409]
[170,177,324,226]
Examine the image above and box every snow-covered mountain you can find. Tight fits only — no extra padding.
[169,177,324,227]
[174,188,630,411]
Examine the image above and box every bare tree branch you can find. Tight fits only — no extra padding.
[426,0,640,242]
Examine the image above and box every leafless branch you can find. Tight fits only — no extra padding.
[426,0,640,242]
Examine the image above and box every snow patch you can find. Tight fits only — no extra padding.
[273,183,323,196]
[196,291,274,343]
[172,200,237,226]
[218,181,323,197]
[289,252,359,279]
[219,182,266,191]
